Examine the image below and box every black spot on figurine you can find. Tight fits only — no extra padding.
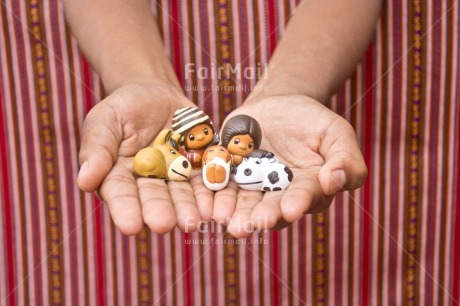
[263,187,271,191]
[268,171,280,184]
[273,187,282,191]
[284,166,293,182]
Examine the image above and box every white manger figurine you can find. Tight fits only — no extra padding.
[202,145,232,191]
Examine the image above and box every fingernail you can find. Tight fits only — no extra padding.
[331,169,346,192]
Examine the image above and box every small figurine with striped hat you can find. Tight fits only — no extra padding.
[172,106,220,169]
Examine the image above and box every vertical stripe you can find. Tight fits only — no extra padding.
[169,0,184,85]
[223,233,239,305]
[453,92,460,306]
[7,0,45,303]
[137,228,153,305]
[183,1,198,105]
[0,3,16,305]
[203,0,220,126]
[297,217,307,305]
[171,230,180,306]
[80,57,95,306]
[0,73,16,306]
[266,0,278,56]
[286,226,293,306]
[312,213,328,306]
[361,42,375,306]
[183,233,194,306]
[93,200,106,306]
[376,7,388,306]
[270,231,280,305]
[404,1,425,305]
[259,234,266,306]
[65,22,88,306]
[27,1,65,304]
[215,0,236,120]
[450,3,460,306]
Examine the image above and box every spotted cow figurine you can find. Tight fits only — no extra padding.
[233,150,293,191]
[133,129,191,181]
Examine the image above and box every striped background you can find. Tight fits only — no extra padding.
[1,0,460,305]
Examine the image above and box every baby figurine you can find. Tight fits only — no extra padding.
[220,114,262,168]
[172,107,220,169]
[201,145,232,191]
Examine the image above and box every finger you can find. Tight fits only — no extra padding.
[319,120,368,195]
[189,172,214,222]
[227,190,264,238]
[250,191,284,231]
[78,104,122,192]
[99,164,143,235]
[212,180,239,225]
[137,178,176,234]
[168,181,201,232]
[280,169,333,222]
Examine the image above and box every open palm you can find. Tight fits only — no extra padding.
[213,95,367,237]
[77,82,213,235]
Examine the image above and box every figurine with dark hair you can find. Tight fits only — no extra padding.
[172,107,220,169]
[220,114,262,167]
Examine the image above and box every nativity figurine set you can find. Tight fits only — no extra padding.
[133,106,293,192]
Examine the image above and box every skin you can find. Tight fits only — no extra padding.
[64,0,381,236]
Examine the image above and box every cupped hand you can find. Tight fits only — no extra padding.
[77,82,213,235]
[213,95,367,237]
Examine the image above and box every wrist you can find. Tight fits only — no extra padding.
[100,58,182,94]
[244,64,328,105]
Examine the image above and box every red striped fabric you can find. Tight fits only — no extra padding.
[1,0,460,305]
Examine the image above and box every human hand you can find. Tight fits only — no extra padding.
[212,95,367,237]
[77,82,213,235]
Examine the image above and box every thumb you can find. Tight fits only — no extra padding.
[77,105,122,192]
[318,120,368,196]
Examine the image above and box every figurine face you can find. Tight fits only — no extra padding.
[185,123,214,150]
[172,107,218,151]
[133,129,191,180]
[203,145,231,164]
[221,115,262,153]
[226,134,255,157]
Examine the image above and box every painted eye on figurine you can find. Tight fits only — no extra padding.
[256,160,262,164]
[204,128,209,135]
[189,134,195,141]
[248,142,254,149]
[170,149,177,155]
[234,138,240,144]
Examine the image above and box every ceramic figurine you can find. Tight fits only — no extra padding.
[133,129,191,181]
[202,145,232,191]
[172,106,220,169]
[233,150,293,191]
[220,114,262,167]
